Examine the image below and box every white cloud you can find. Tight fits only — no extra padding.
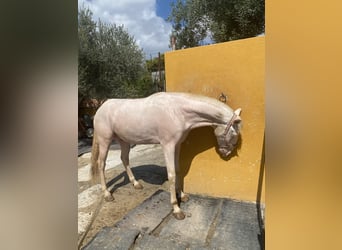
[78,0,172,57]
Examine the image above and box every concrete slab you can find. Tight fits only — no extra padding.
[158,195,221,246]
[210,199,263,250]
[82,190,264,250]
[133,235,189,250]
[82,227,140,250]
[115,190,172,234]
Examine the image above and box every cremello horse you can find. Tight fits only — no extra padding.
[90,92,242,220]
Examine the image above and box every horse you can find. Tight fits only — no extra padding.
[90,92,242,220]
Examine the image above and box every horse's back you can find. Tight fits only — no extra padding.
[93,93,186,143]
[95,93,186,119]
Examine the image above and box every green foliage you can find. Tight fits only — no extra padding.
[145,54,165,72]
[78,7,155,99]
[207,0,265,42]
[168,0,264,49]
[168,0,210,49]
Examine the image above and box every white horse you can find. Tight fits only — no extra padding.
[90,92,242,220]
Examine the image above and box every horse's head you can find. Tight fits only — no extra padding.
[215,108,242,158]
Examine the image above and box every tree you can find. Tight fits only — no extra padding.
[78,7,98,99]
[167,0,264,49]
[167,0,209,49]
[207,0,265,42]
[78,7,154,99]
[145,54,165,91]
[145,54,165,72]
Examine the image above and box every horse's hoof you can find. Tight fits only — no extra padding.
[181,194,190,203]
[173,211,186,220]
[134,182,143,189]
[104,194,114,202]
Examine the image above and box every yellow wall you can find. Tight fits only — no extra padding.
[165,37,265,202]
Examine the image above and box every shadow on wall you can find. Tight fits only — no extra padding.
[178,126,243,192]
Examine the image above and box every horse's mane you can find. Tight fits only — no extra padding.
[164,92,233,124]
[162,92,232,110]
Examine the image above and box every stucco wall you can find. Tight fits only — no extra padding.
[164,37,265,202]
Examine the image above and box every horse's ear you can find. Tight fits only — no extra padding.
[234,108,242,116]
[234,116,242,126]
[233,115,242,132]
[233,108,242,130]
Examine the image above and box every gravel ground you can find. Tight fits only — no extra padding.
[78,143,168,249]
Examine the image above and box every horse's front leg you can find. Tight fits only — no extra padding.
[163,144,186,220]
[175,144,189,203]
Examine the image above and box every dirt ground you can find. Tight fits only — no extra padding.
[78,145,168,249]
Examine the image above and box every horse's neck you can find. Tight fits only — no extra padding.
[182,98,233,129]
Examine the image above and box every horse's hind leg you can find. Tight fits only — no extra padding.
[98,138,114,201]
[119,140,143,189]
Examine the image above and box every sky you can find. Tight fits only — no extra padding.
[78,0,175,58]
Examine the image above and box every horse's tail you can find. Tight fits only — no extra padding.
[90,130,100,185]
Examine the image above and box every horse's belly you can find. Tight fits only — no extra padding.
[118,135,160,144]
[114,128,160,144]
[133,138,160,144]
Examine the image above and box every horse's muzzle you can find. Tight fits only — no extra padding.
[219,148,231,157]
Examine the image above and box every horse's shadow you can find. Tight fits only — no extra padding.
[178,126,242,190]
[107,164,168,193]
